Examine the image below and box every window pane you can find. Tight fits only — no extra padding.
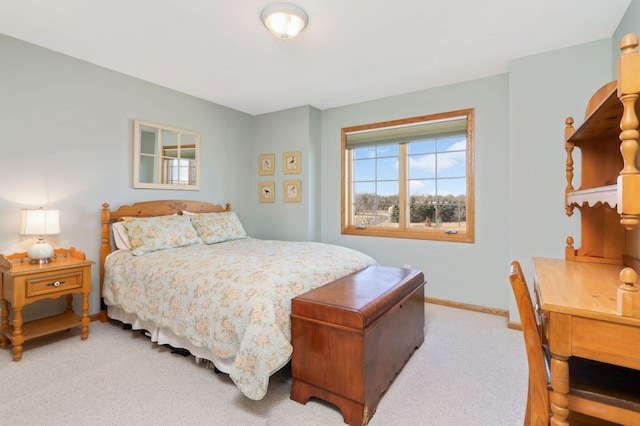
[377,157,399,180]
[377,181,398,198]
[377,144,399,157]
[352,181,399,228]
[406,198,436,228]
[353,181,399,199]
[409,179,436,196]
[434,200,466,231]
[353,181,375,195]
[437,136,466,151]
[438,177,466,197]
[354,158,376,181]
[409,154,436,179]
[409,140,436,154]
[377,188,399,229]
[353,146,376,160]
[352,182,375,227]
[436,151,466,178]
[408,197,466,231]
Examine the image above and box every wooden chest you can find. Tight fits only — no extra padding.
[290,265,425,426]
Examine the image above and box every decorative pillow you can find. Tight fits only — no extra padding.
[123,214,201,256]
[189,211,247,244]
[112,221,132,250]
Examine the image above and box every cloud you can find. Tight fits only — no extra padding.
[409,140,465,174]
[409,179,435,195]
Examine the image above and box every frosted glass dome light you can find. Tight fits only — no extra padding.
[261,4,308,40]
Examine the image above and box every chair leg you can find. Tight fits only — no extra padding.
[524,380,532,425]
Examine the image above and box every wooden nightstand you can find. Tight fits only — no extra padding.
[0,247,93,361]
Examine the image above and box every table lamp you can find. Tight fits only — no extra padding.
[20,208,60,264]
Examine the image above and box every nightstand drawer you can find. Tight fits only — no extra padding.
[26,271,82,297]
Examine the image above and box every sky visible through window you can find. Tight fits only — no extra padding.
[353,135,466,197]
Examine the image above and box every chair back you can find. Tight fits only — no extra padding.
[510,260,549,425]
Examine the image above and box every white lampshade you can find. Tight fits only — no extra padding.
[20,208,60,236]
[20,208,60,264]
[261,4,308,40]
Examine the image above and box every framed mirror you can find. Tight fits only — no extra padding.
[133,120,200,190]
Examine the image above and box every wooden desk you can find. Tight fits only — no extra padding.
[533,257,640,425]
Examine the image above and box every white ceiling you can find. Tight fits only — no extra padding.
[0,0,631,116]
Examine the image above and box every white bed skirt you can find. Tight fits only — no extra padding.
[107,305,234,374]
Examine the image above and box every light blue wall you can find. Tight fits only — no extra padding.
[248,105,321,241]
[508,39,613,320]
[320,74,511,309]
[506,0,640,320]
[0,34,253,319]
[1,1,639,321]
[613,0,640,74]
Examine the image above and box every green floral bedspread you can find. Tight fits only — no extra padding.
[103,238,377,400]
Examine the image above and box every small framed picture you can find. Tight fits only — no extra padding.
[283,179,301,203]
[283,151,301,174]
[259,181,275,203]
[259,154,275,176]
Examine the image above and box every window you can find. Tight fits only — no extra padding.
[341,109,474,242]
[162,145,197,185]
[163,158,196,185]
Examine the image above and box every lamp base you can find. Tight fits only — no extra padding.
[27,239,54,264]
[29,257,53,265]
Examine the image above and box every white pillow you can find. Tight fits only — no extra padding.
[112,221,132,250]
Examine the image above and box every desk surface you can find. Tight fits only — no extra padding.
[533,257,640,424]
[533,257,640,327]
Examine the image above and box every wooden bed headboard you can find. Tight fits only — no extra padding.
[99,200,230,321]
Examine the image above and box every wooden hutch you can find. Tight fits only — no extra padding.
[564,33,640,317]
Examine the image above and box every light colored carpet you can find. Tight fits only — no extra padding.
[0,303,528,425]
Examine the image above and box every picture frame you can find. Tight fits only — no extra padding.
[283,179,301,203]
[258,181,275,203]
[259,153,275,176]
[283,151,301,174]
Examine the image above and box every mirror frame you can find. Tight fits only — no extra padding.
[133,120,201,190]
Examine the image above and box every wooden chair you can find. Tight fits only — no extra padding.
[509,260,640,425]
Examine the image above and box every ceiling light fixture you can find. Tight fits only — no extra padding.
[261,3,308,40]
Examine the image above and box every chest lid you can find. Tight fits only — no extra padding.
[292,265,425,329]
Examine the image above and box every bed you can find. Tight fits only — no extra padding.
[99,200,377,400]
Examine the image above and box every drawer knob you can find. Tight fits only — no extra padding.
[48,280,64,287]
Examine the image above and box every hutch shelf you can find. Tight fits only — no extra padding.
[564,34,640,317]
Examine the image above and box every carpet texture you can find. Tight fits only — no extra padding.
[0,303,528,425]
